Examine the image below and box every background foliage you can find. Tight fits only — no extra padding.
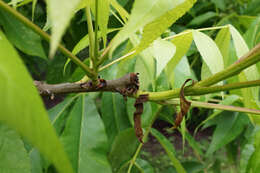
[0,0,260,173]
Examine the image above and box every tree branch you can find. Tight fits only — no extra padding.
[35,73,139,96]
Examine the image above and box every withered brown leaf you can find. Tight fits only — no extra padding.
[173,79,193,129]
[134,94,149,143]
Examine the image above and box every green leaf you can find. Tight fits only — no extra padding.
[211,0,226,10]
[101,92,132,148]
[165,31,193,87]
[129,35,155,90]
[188,11,217,26]
[246,127,260,172]
[240,143,255,173]
[206,112,249,156]
[0,31,74,173]
[135,53,155,90]
[127,99,153,127]
[243,17,260,49]
[184,130,203,156]
[75,0,94,11]
[193,30,224,75]
[130,34,155,90]
[173,56,193,88]
[195,95,240,134]
[110,0,129,23]
[215,27,231,67]
[47,0,82,56]
[0,8,46,59]
[29,149,43,173]
[109,128,139,172]
[153,39,176,77]
[72,28,119,56]
[0,123,31,173]
[61,94,112,173]
[111,0,185,54]
[229,25,260,123]
[48,95,78,135]
[135,0,197,54]
[151,128,186,173]
[133,158,155,173]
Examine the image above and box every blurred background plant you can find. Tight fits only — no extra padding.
[0,0,260,173]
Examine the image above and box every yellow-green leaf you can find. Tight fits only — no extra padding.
[193,30,224,75]
[110,0,183,55]
[0,31,74,173]
[135,0,197,54]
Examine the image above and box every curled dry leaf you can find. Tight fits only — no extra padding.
[134,94,149,143]
[173,79,193,128]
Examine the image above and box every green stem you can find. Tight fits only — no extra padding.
[138,80,260,101]
[94,0,99,61]
[85,6,96,65]
[195,43,260,87]
[161,99,260,115]
[0,0,95,78]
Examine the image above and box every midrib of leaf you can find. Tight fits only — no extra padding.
[77,94,85,171]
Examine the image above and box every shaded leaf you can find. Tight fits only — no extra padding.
[151,128,186,173]
[0,31,74,173]
[109,128,139,172]
[211,0,226,10]
[0,8,46,59]
[0,123,30,173]
[134,158,155,173]
[48,95,78,135]
[188,11,217,26]
[184,130,203,156]
[61,94,112,173]
[246,127,260,172]
[195,95,239,133]
[101,92,131,148]
[206,112,249,156]
[29,149,43,173]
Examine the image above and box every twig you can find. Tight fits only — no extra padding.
[35,73,139,96]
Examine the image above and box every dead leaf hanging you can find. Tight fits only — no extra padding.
[173,79,193,129]
[134,94,149,143]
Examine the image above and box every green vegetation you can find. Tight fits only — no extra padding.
[0,0,260,172]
